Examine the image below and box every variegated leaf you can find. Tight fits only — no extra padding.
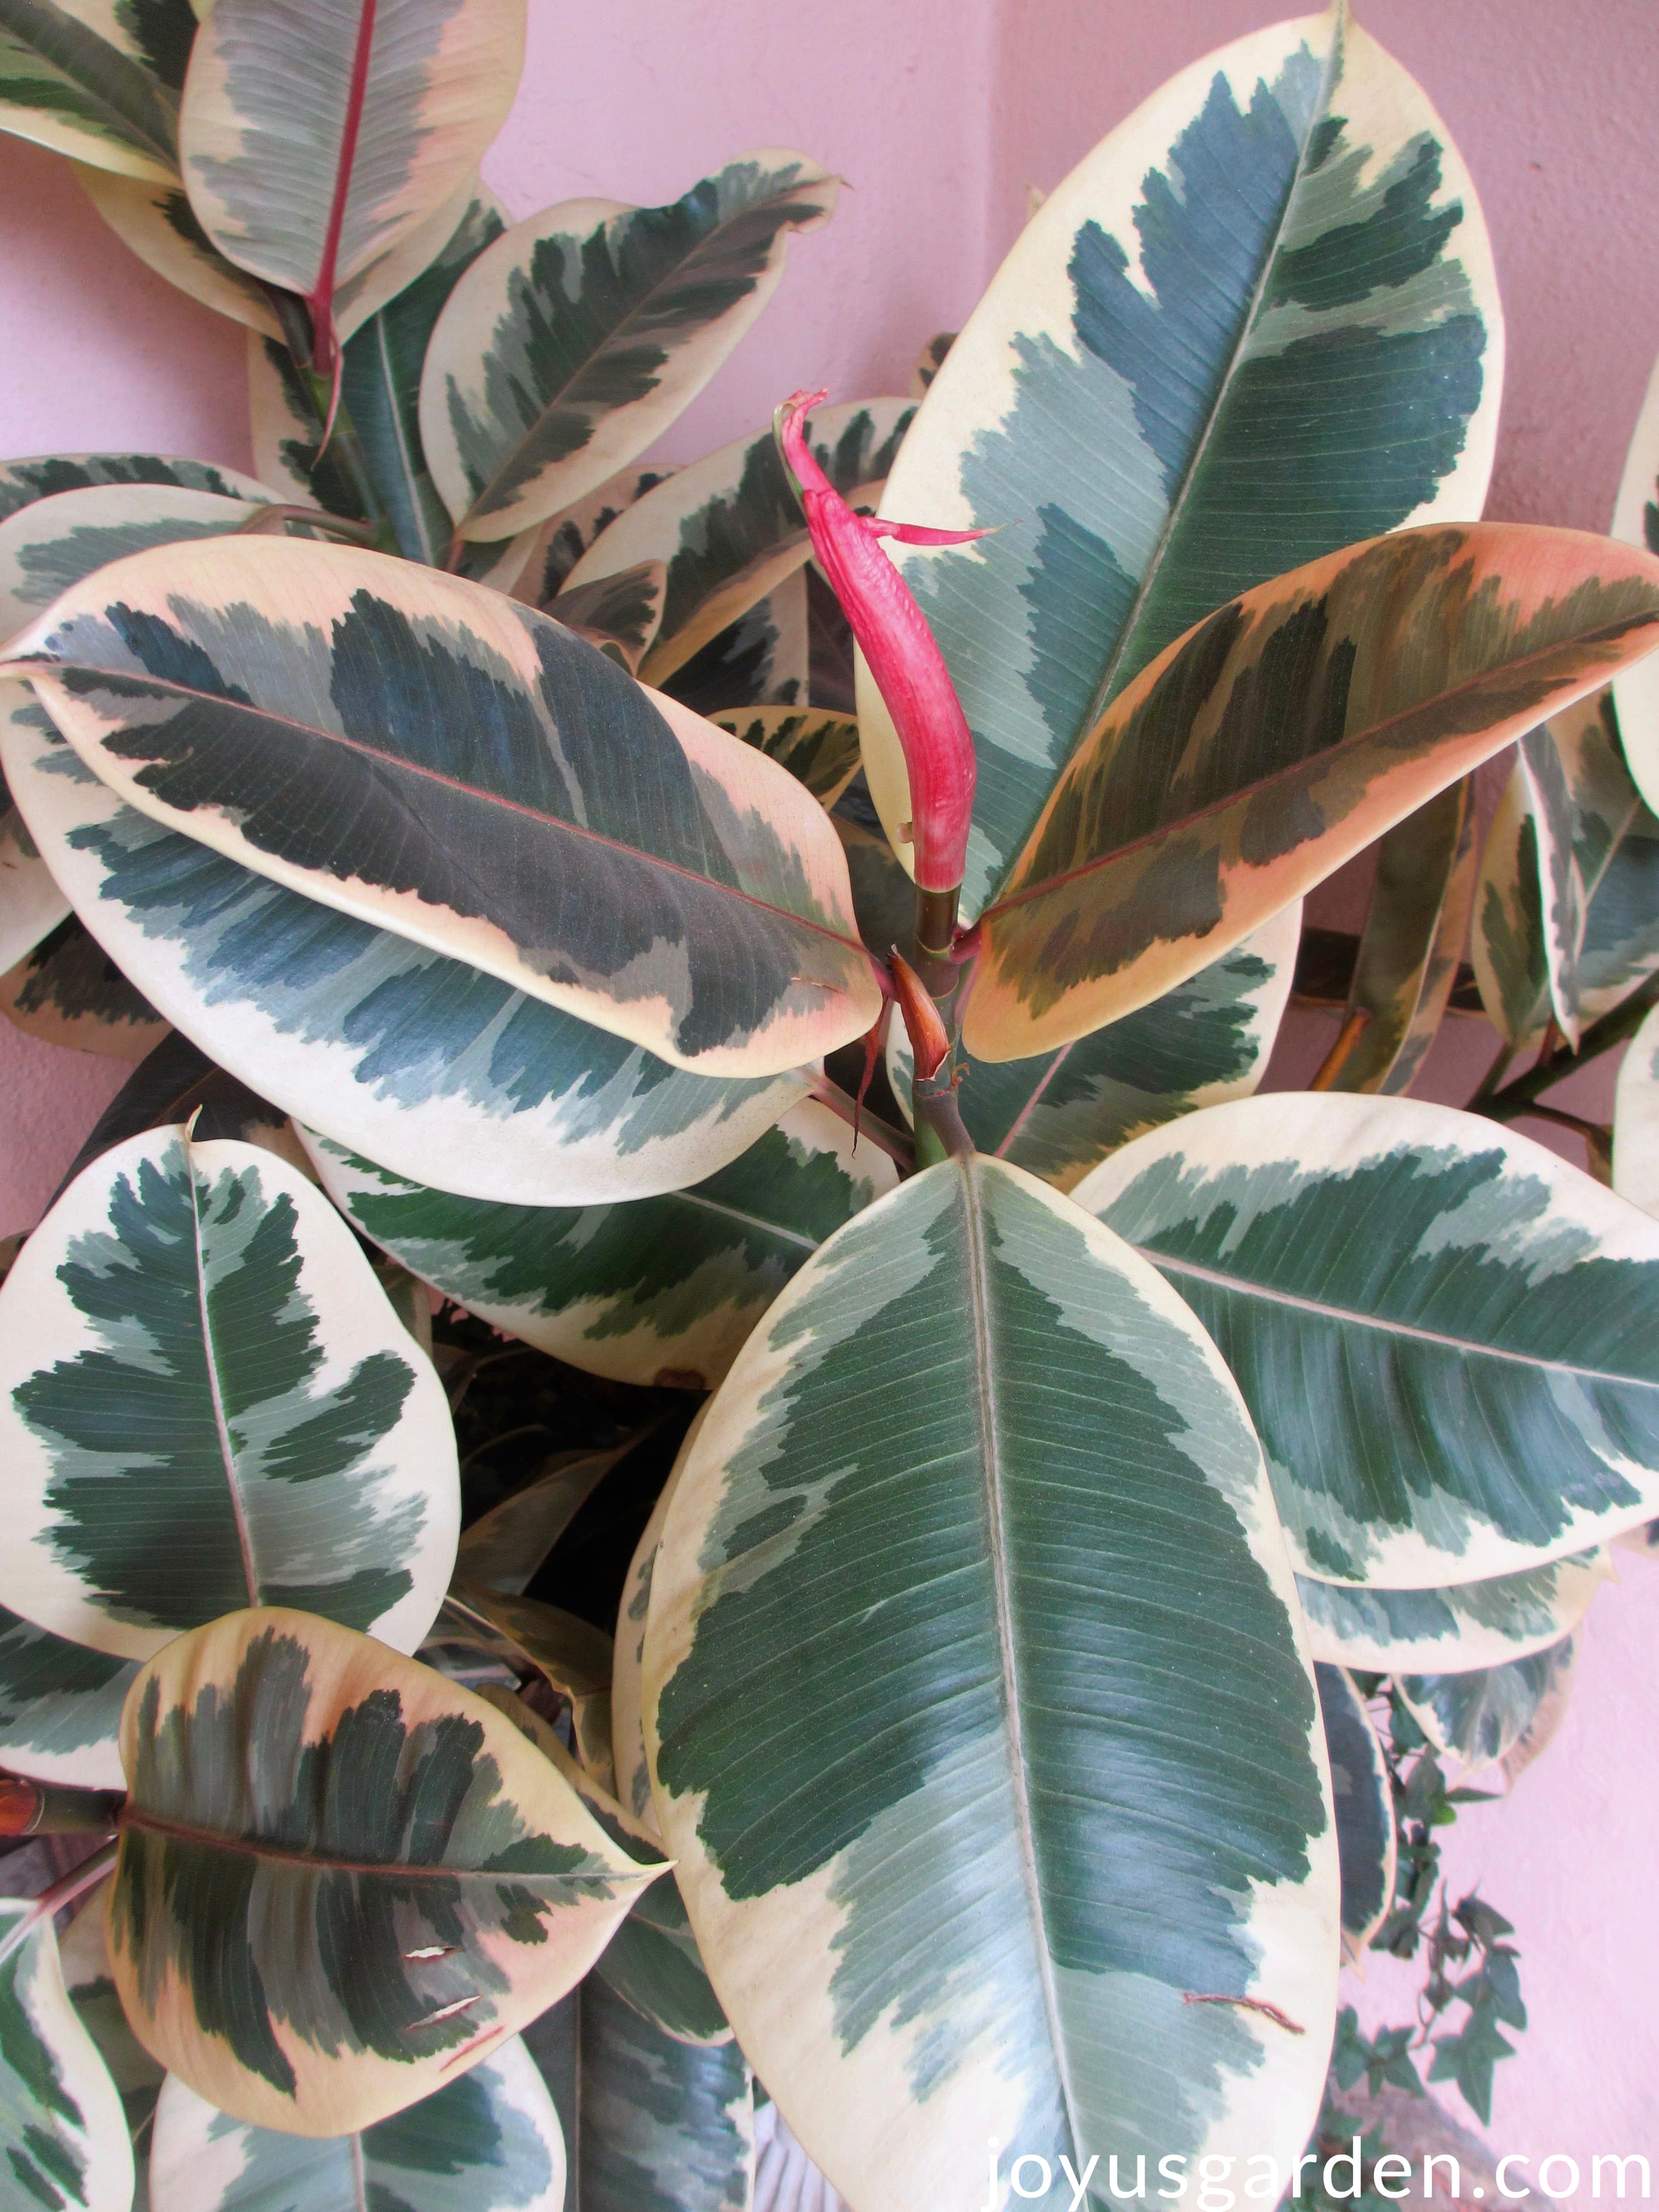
[304,1099,896,1391]
[0,909,165,1057]
[148,2036,566,2211]
[709,708,860,810]
[7,536,880,1077]
[62,1876,164,2172]
[1614,998,1659,1218]
[457,1441,639,1597]
[1380,775,1479,1096]
[420,156,839,540]
[523,1976,753,2211]
[1077,1092,1659,1584]
[832,810,913,964]
[0,709,804,1206]
[0,451,272,521]
[1611,346,1659,815]
[890,907,1300,1191]
[0,1127,459,1660]
[0,481,281,640]
[436,1588,615,1790]
[1314,1663,1395,1966]
[662,573,809,721]
[1329,779,1475,1094]
[110,1606,661,2133]
[964,526,1659,1062]
[909,331,952,396]
[1295,1548,1611,1674]
[1398,1637,1576,1777]
[51,1030,290,1204]
[178,0,524,337]
[0,1609,134,1790]
[552,561,666,674]
[753,2101,844,2212]
[0,0,183,181]
[643,1157,1336,2212]
[861,9,1502,917]
[1473,691,1654,1049]
[560,400,913,687]
[0,1894,133,2211]
[508,467,677,611]
[612,1407,706,1841]
[0,703,70,971]
[77,160,282,337]
[248,186,511,565]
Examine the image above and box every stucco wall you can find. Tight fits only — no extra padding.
[0,0,1653,2173]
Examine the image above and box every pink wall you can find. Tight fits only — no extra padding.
[2,0,1656,2171]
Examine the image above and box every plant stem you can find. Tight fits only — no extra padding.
[0,1840,120,1972]
[1468,1039,1516,1106]
[1310,1007,1370,1092]
[1471,976,1659,1123]
[0,1776,126,1839]
[906,884,975,1164]
[806,1074,914,1170]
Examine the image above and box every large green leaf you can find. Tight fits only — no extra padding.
[1473,693,1659,1050]
[303,1099,898,1391]
[247,186,510,565]
[148,2035,566,2211]
[890,907,1300,1192]
[419,155,839,541]
[560,399,914,686]
[860,8,1501,918]
[178,0,523,331]
[0,1127,459,1660]
[0,709,803,1204]
[0,481,283,639]
[0,1893,133,2212]
[964,524,1659,1062]
[1314,1663,1394,1966]
[109,1606,661,2134]
[1610,346,1659,812]
[1295,1548,1610,1673]
[643,1157,1336,2211]
[1328,778,1475,1094]
[1397,1637,1576,1777]
[7,535,881,1078]
[0,0,182,181]
[523,1976,753,2212]
[1077,1092,1659,1584]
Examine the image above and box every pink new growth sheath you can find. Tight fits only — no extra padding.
[777,389,987,893]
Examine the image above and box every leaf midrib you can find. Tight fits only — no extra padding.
[119,1804,630,1884]
[183,1142,261,1609]
[1138,1244,1659,1386]
[0,0,180,168]
[959,1161,1084,2160]
[24,655,870,971]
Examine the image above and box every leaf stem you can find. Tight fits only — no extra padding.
[1470,976,1659,1123]
[806,1073,914,1170]
[1310,1007,1370,1092]
[0,1840,119,1973]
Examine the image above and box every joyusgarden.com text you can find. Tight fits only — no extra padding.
[980,2144,1653,2210]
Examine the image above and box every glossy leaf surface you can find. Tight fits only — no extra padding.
[561,399,913,686]
[1314,1663,1394,1965]
[9,535,880,1077]
[1398,1638,1576,1776]
[61,1877,165,2172]
[148,2034,566,2211]
[0,1607,134,1790]
[524,1977,753,2212]
[1295,1548,1610,1673]
[0,711,803,1206]
[421,155,839,539]
[178,0,523,320]
[862,9,1502,916]
[966,525,1659,1062]
[109,1607,661,2134]
[0,1897,133,2212]
[305,1099,896,1391]
[0,0,181,181]
[708,707,860,810]
[1079,1092,1659,1584]
[644,1157,1335,2212]
[0,1128,458,1659]
[0,908,164,1057]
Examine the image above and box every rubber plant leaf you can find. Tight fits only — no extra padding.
[0,0,182,182]
[2,535,883,1078]
[0,1893,134,2211]
[860,7,1503,918]
[1397,1637,1577,1778]
[108,1606,662,2133]
[419,155,839,541]
[0,706,805,1206]
[1314,1662,1396,1966]
[0,1126,459,1659]
[1295,1549,1611,1674]
[301,1098,897,1392]
[147,2034,566,2211]
[1077,1092,1659,1584]
[1610,342,1659,813]
[643,1157,1336,2212]
[178,0,525,369]
[964,524,1659,1062]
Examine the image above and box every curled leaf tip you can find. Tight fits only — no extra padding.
[778,389,979,893]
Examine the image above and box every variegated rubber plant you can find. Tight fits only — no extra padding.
[1,2,1657,2207]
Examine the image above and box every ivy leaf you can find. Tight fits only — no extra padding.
[1428,1995,1516,2124]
